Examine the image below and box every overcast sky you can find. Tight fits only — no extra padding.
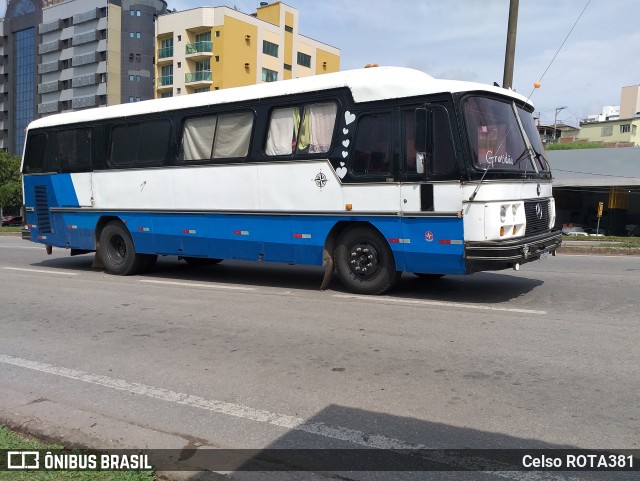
[167,0,640,127]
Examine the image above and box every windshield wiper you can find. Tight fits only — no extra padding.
[513,147,533,166]
[468,165,490,202]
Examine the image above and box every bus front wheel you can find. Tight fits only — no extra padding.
[334,225,400,295]
[99,221,145,275]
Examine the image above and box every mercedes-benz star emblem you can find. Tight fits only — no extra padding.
[314,172,328,188]
[537,184,541,196]
[535,203,543,220]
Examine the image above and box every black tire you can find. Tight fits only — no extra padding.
[183,257,222,267]
[99,221,145,275]
[413,273,444,280]
[334,225,401,295]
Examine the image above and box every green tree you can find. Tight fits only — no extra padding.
[0,150,23,213]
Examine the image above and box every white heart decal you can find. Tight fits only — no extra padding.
[336,166,347,179]
[342,139,350,148]
[343,128,349,135]
[340,162,345,167]
[345,111,355,125]
[342,151,348,158]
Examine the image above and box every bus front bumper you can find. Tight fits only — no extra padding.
[465,230,562,273]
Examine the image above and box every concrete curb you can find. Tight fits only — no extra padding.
[0,386,230,481]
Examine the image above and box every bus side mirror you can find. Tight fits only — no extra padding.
[415,107,431,175]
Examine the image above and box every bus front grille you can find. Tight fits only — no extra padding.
[524,199,550,235]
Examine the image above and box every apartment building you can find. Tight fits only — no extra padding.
[0,0,167,155]
[155,1,340,98]
[0,0,43,154]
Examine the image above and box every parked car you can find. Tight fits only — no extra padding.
[561,225,589,236]
[1,215,23,227]
[584,227,607,236]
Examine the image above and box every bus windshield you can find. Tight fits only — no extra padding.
[464,96,548,173]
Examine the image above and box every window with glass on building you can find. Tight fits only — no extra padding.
[262,68,277,82]
[297,52,311,68]
[263,40,279,57]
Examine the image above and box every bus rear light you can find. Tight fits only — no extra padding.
[500,226,505,237]
[513,226,517,235]
[182,229,196,234]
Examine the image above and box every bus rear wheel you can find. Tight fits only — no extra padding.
[334,225,400,295]
[99,221,145,275]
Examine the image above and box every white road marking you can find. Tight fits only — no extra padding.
[2,267,79,276]
[334,294,546,315]
[140,279,255,291]
[0,354,578,480]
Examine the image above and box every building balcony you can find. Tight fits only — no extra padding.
[157,75,173,92]
[157,46,173,64]
[185,41,213,60]
[185,71,212,87]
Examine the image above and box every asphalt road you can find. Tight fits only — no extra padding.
[0,235,638,480]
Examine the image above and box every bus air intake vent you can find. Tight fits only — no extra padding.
[524,199,550,236]
[34,185,52,234]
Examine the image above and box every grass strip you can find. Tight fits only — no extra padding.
[0,425,154,481]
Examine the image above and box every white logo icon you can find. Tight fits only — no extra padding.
[8,451,40,470]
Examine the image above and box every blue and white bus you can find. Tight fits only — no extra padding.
[21,67,561,294]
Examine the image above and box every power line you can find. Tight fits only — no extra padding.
[526,0,591,103]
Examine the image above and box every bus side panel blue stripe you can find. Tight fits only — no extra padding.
[401,217,466,275]
[24,207,467,276]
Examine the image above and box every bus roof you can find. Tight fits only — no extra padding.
[28,67,532,130]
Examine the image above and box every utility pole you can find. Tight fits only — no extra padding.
[502,0,519,89]
[553,106,567,143]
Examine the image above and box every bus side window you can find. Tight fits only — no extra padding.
[58,129,91,173]
[403,111,417,174]
[181,112,253,161]
[351,114,391,175]
[182,115,217,160]
[404,107,455,177]
[23,132,50,173]
[265,102,337,156]
[431,106,456,176]
[111,119,170,167]
[212,112,253,159]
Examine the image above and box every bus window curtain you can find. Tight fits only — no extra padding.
[213,112,253,158]
[266,108,296,155]
[308,102,337,154]
[182,116,217,160]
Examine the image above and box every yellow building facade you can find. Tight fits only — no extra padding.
[578,119,640,146]
[154,2,340,97]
